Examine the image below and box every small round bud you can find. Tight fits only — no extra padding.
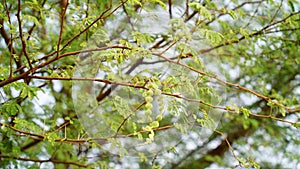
[155,114,163,121]
[145,103,153,109]
[145,96,153,103]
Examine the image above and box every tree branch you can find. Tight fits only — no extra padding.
[0,155,88,167]
[17,0,33,69]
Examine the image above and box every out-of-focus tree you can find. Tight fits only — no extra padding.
[0,0,299,168]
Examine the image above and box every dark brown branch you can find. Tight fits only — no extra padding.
[17,0,33,69]
[21,139,41,151]
[29,0,127,65]
[114,101,146,138]
[0,18,23,76]
[0,46,130,87]
[85,0,90,41]
[185,0,189,19]
[0,155,88,168]
[13,45,131,74]
[151,149,163,168]
[4,1,13,77]
[59,0,126,52]
[232,0,264,11]
[114,114,133,138]
[0,70,31,87]
[264,27,300,35]
[200,11,300,54]
[27,0,47,40]
[28,75,300,117]
[57,0,69,58]
[152,52,300,113]
[168,0,173,19]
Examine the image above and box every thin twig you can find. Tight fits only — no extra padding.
[0,155,88,168]
[201,11,300,54]
[60,0,126,52]
[114,101,146,138]
[4,0,13,77]
[168,0,173,19]
[269,0,283,24]
[29,74,300,126]
[56,0,69,58]
[151,149,163,168]
[27,0,47,41]
[242,1,263,29]
[17,0,33,69]
[214,129,242,167]
[153,46,299,113]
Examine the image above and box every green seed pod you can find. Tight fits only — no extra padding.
[150,121,159,128]
[145,109,152,116]
[154,89,161,96]
[158,96,164,113]
[145,103,153,109]
[147,89,154,96]
[155,114,163,121]
[145,96,153,103]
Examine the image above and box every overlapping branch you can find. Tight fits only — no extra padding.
[0,155,87,167]
[28,75,300,125]
[1,1,299,168]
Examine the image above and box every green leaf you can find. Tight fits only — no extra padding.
[240,28,249,38]
[200,29,224,44]
[20,87,28,98]
[292,123,300,128]
[168,18,191,40]
[24,15,40,26]
[150,121,159,128]
[129,0,142,6]
[280,107,286,117]
[132,32,154,46]
[2,101,22,116]
[44,133,59,145]
[137,132,143,140]
[222,8,238,20]
[288,0,295,12]
[267,99,278,108]
[189,2,212,21]
[149,0,167,10]
[240,107,251,119]
[174,123,187,133]
[13,117,42,133]
[155,114,163,121]
[148,130,154,141]
[228,10,238,20]
[138,152,148,162]
[230,103,240,114]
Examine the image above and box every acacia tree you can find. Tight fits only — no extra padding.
[0,0,299,168]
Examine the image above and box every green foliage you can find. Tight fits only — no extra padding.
[238,157,261,169]
[0,0,299,168]
[1,101,22,116]
[189,2,212,21]
[292,123,300,128]
[200,29,224,44]
[132,31,154,46]
[169,18,191,40]
[240,107,251,119]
